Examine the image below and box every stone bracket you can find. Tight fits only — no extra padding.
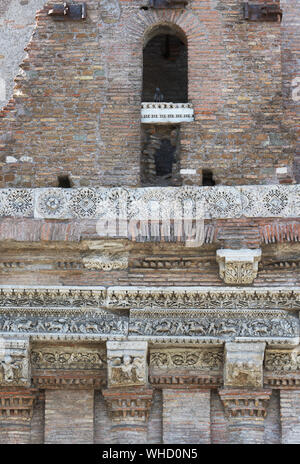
[219,389,272,418]
[0,389,37,422]
[216,248,262,284]
[102,388,153,423]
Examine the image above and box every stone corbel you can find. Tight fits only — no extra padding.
[216,248,261,284]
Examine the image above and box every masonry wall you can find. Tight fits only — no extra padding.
[0,0,297,188]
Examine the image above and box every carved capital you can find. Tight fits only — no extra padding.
[0,389,37,422]
[216,249,261,284]
[219,389,271,419]
[224,342,266,388]
[82,254,128,271]
[102,388,153,423]
[107,341,148,388]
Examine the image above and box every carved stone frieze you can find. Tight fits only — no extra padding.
[102,388,153,423]
[107,341,148,388]
[216,249,261,285]
[224,342,265,388]
[219,389,272,418]
[0,337,30,387]
[83,255,128,271]
[0,309,128,340]
[150,348,223,370]
[0,185,298,221]
[129,308,299,344]
[31,346,107,370]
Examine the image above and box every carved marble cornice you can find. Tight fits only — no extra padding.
[0,389,36,422]
[219,389,272,418]
[0,285,299,311]
[0,185,298,220]
[102,388,153,423]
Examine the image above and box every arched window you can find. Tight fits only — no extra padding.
[142,25,188,103]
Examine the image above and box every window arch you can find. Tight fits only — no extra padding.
[142,24,188,103]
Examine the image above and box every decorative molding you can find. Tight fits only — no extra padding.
[0,309,128,341]
[264,349,300,372]
[83,255,128,271]
[102,388,153,423]
[106,286,300,311]
[129,308,299,344]
[141,102,194,123]
[264,374,300,389]
[0,185,297,221]
[216,249,261,285]
[131,256,216,269]
[0,390,36,422]
[149,373,222,388]
[219,389,272,418]
[0,285,298,312]
[149,348,223,370]
[32,373,106,389]
[31,347,107,370]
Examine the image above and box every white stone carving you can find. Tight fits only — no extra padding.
[141,102,194,123]
[216,248,262,284]
[0,185,297,221]
[83,255,128,271]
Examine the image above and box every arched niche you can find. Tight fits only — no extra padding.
[142,23,188,103]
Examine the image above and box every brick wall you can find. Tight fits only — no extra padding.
[280,390,300,443]
[0,0,296,188]
[44,389,94,444]
[162,389,211,443]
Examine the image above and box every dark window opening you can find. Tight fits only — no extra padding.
[142,31,188,103]
[202,170,215,186]
[58,175,72,188]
